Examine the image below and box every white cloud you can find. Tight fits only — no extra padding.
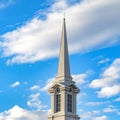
[0,0,14,9]
[89,58,120,98]
[51,0,68,12]
[81,110,100,119]
[103,106,120,115]
[28,84,48,110]
[0,105,48,120]
[41,78,54,92]
[86,101,110,106]
[0,0,120,64]
[98,58,111,64]
[93,115,108,120]
[114,97,120,102]
[30,85,41,91]
[103,107,115,113]
[27,93,47,110]
[73,74,87,85]
[10,81,20,88]
[98,85,120,98]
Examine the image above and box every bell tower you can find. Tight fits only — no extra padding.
[48,18,80,120]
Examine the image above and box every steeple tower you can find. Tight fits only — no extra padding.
[48,18,80,120]
[57,18,71,79]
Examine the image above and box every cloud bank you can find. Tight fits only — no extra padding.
[89,58,120,98]
[0,0,120,64]
[0,105,48,120]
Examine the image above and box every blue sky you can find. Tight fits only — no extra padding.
[0,0,120,120]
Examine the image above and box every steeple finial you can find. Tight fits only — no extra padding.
[57,18,72,80]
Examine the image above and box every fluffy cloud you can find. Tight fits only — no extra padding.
[28,84,48,110]
[51,0,68,12]
[103,108,113,113]
[0,0,120,64]
[81,110,100,119]
[85,101,110,106]
[89,58,120,98]
[114,97,120,102]
[40,78,54,92]
[10,81,20,88]
[93,115,108,120]
[73,74,87,85]
[27,93,47,110]
[81,110,109,120]
[98,58,111,64]
[98,85,120,98]
[103,105,120,115]
[0,105,48,120]
[30,85,41,91]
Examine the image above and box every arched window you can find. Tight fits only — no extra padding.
[55,87,61,112]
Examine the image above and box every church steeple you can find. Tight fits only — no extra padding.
[57,18,72,80]
[48,18,80,120]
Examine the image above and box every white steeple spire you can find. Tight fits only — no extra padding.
[57,18,71,79]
